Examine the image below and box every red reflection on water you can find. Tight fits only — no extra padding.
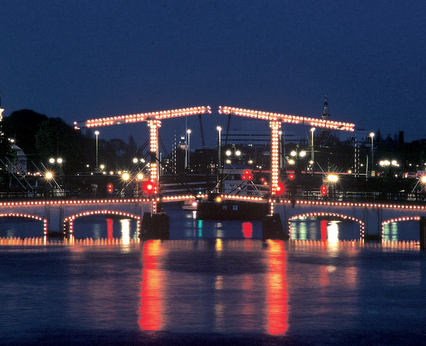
[321,220,327,242]
[242,222,252,238]
[139,240,163,331]
[320,265,329,286]
[106,218,113,240]
[266,240,289,335]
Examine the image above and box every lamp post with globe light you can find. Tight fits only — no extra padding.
[370,132,375,177]
[95,131,100,172]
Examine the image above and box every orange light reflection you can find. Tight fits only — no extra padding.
[139,240,164,331]
[266,240,289,335]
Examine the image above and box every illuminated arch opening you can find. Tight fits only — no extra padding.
[0,213,48,236]
[382,216,421,242]
[288,212,365,239]
[64,210,141,237]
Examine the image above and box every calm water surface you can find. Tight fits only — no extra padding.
[1,204,426,345]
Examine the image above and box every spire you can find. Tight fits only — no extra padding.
[322,95,329,121]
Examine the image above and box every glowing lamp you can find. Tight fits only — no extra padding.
[320,185,327,196]
[142,181,156,194]
[327,174,339,183]
[122,172,130,181]
[275,181,285,195]
[242,169,253,180]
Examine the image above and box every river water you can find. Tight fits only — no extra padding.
[1,204,426,345]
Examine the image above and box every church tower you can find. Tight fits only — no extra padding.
[321,95,330,137]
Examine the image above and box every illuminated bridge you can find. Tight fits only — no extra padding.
[1,104,424,241]
[1,194,426,241]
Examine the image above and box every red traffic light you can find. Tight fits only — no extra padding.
[288,173,295,180]
[320,185,327,196]
[142,181,156,194]
[275,181,285,195]
[242,169,253,180]
[107,183,113,193]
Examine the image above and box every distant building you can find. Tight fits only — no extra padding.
[10,142,27,174]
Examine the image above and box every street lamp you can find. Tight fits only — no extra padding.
[310,128,315,175]
[186,129,191,170]
[122,172,130,181]
[327,173,339,183]
[94,130,100,172]
[216,126,222,167]
[216,126,222,193]
[327,173,339,199]
[370,132,375,177]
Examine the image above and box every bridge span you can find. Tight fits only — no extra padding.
[274,198,426,239]
[210,195,426,239]
[0,198,152,236]
[1,194,426,240]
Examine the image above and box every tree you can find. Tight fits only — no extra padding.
[3,109,48,160]
[35,118,93,174]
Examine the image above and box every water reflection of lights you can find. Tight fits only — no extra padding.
[1,237,420,251]
[139,240,164,331]
[216,238,223,252]
[107,218,113,240]
[197,219,203,237]
[266,240,289,335]
[94,223,101,240]
[242,222,253,238]
[120,219,131,244]
[327,221,340,253]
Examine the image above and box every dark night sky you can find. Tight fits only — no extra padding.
[1,0,425,150]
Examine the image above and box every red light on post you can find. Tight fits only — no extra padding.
[242,169,253,181]
[107,183,113,194]
[288,173,295,180]
[276,181,285,196]
[320,185,327,196]
[142,181,156,194]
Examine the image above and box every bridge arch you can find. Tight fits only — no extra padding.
[0,212,48,235]
[382,216,421,239]
[288,212,365,239]
[64,210,141,236]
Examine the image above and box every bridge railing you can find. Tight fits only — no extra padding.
[299,190,425,203]
[0,186,425,204]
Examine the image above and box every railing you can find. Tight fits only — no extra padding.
[0,187,425,203]
[300,190,425,203]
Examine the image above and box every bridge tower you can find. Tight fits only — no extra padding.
[218,106,355,215]
[75,106,211,215]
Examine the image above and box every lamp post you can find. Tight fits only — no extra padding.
[310,127,315,176]
[216,126,222,192]
[186,129,191,170]
[370,132,375,177]
[94,130,100,172]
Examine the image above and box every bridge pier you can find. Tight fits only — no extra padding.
[262,213,288,240]
[140,212,170,240]
[420,217,426,251]
[363,206,382,241]
[45,204,65,237]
